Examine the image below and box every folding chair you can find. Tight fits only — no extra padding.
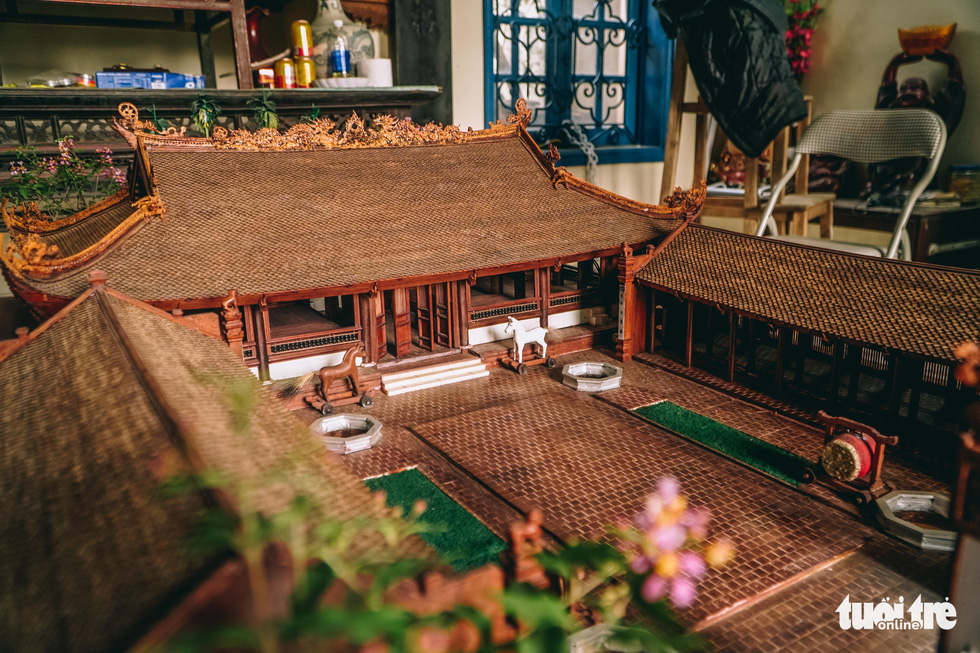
[755,109,947,259]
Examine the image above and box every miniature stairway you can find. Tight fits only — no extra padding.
[380,356,489,396]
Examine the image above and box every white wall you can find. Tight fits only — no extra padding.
[804,1,979,172]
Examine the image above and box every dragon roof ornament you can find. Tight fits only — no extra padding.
[113,103,469,152]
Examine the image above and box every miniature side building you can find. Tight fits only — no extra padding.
[0,102,704,382]
[0,276,434,652]
[632,224,980,437]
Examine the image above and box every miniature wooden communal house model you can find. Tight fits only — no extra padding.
[0,101,704,385]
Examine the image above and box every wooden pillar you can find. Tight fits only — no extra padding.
[830,341,844,400]
[847,344,862,403]
[631,283,649,358]
[539,267,550,328]
[358,291,385,364]
[684,299,694,368]
[775,327,788,397]
[615,249,635,362]
[229,0,253,89]
[511,271,527,299]
[888,355,903,418]
[727,311,737,382]
[746,320,757,372]
[648,288,657,356]
[908,359,925,421]
[793,332,807,386]
[455,280,470,348]
[705,307,714,359]
[253,299,270,382]
[220,289,244,361]
[391,287,412,357]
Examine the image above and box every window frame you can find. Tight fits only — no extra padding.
[482,0,673,165]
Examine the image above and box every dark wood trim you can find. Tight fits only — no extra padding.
[775,327,788,397]
[253,300,270,382]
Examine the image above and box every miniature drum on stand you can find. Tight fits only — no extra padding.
[821,431,877,481]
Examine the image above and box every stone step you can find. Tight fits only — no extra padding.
[383,367,490,396]
[381,356,486,384]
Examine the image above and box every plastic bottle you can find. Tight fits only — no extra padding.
[330,20,351,78]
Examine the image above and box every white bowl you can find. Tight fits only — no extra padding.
[315,77,370,89]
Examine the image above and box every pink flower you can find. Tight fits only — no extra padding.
[630,555,651,573]
[679,551,706,579]
[658,477,679,504]
[671,577,697,608]
[641,574,667,602]
[683,507,710,540]
[653,524,686,552]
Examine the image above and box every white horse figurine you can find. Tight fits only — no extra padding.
[504,316,548,364]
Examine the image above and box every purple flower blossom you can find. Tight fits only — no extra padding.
[679,551,706,579]
[670,577,697,608]
[9,161,26,177]
[95,146,114,166]
[641,573,667,602]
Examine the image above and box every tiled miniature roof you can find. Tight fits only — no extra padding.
[27,198,134,257]
[24,136,681,302]
[637,225,980,362]
[0,288,426,652]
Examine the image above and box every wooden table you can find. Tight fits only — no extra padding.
[833,198,980,268]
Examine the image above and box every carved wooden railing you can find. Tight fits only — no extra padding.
[266,326,363,363]
[469,297,540,326]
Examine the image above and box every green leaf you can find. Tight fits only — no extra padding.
[502,583,572,631]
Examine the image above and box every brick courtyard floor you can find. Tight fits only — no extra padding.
[301,348,953,652]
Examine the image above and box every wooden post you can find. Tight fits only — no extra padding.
[908,359,925,421]
[391,287,412,357]
[455,280,470,348]
[747,320,756,372]
[358,292,377,364]
[775,327,788,397]
[847,344,862,403]
[648,288,657,355]
[794,332,806,386]
[830,341,844,400]
[887,355,902,418]
[728,311,737,382]
[684,299,694,368]
[220,289,244,361]
[253,299,270,382]
[539,267,550,329]
[614,244,646,363]
[229,0,253,89]
[660,40,689,197]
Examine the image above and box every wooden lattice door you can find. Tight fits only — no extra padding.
[415,286,434,350]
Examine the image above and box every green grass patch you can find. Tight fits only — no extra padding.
[364,468,506,571]
[633,402,811,487]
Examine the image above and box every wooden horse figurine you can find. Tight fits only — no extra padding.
[504,316,548,364]
[316,345,366,402]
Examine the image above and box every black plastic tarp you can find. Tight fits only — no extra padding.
[654,0,807,157]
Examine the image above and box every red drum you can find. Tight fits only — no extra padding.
[821,431,877,482]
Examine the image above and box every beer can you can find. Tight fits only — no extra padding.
[257,68,275,89]
[295,56,315,88]
[291,20,314,58]
[274,57,296,89]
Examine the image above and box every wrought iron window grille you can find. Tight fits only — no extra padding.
[484,0,671,161]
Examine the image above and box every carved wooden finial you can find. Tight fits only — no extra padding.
[171,308,184,317]
[87,270,107,288]
[15,327,29,341]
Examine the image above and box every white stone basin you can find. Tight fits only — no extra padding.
[875,490,957,552]
[562,362,623,392]
[309,414,382,455]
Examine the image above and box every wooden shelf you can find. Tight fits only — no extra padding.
[1,0,252,88]
[0,86,443,156]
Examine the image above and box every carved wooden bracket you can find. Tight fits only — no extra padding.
[551,167,571,189]
[467,270,478,286]
[221,289,245,359]
[544,143,561,165]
